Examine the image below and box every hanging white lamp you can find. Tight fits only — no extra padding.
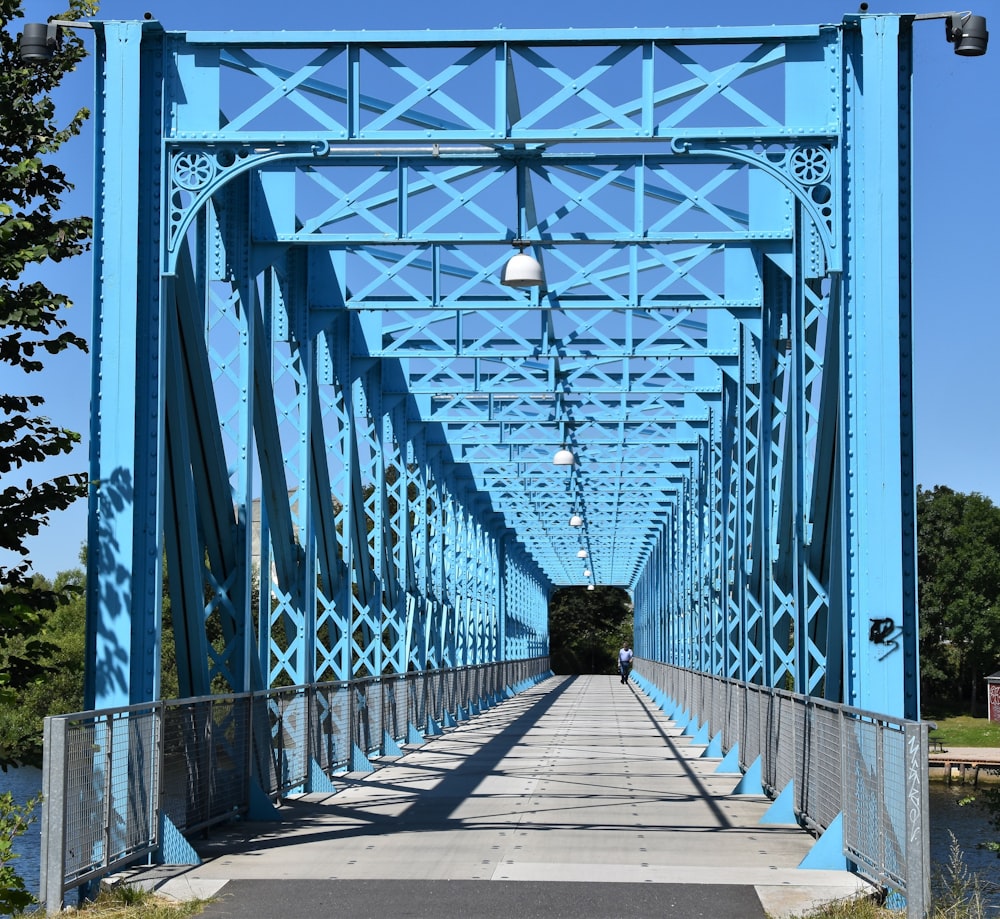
[583,569,591,578]
[500,242,545,288]
[577,549,588,558]
[569,513,583,527]
[587,584,595,591]
[553,447,575,466]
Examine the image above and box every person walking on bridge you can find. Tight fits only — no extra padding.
[618,644,633,684]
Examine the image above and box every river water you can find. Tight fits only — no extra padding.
[2,767,998,910]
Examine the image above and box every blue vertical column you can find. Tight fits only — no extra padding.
[739,325,763,685]
[329,312,355,684]
[406,434,430,671]
[427,468,446,668]
[841,16,916,718]
[352,367,384,677]
[290,253,316,686]
[86,22,165,708]
[380,399,408,674]
[441,485,458,669]
[496,535,508,663]
[721,378,742,681]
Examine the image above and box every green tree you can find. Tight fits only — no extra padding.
[0,792,37,916]
[0,567,87,766]
[549,586,632,674]
[917,485,1000,714]
[0,0,95,767]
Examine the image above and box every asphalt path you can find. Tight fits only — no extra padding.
[195,878,768,918]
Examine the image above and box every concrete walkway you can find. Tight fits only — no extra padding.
[929,746,1000,763]
[137,675,870,918]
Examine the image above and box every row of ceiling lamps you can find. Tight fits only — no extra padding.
[504,246,592,585]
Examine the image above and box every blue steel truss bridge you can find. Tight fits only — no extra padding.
[34,9,986,916]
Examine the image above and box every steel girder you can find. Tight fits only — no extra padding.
[86,16,918,718]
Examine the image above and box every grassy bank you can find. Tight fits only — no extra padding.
[44,886,208,918]
[925,715,1000,748]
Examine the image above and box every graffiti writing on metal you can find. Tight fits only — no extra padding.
[906,731,923,845]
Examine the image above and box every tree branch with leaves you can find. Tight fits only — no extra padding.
[0,0,96,767]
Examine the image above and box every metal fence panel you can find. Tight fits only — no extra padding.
[743,685,763,767]
[42,705,159,899]
[724,680,741,753]
[769,694,798,794]
[405,673,426,734]
[383,677,405,746]
[311,683,350,775]
[805,702,843,831]
[633,659,929,913]
[40,658,550,912]
[63,719,107,884]
[269,688,310,795]
[250,692,279,797]
[426,669,444,724]
[352,681,379,756]
[443,668,457,719]
[161,702,210,832]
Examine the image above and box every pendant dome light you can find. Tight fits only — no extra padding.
[577,549,588,559]
[553,447,575,466]
[569,513,583,527]
[501,242,545,288]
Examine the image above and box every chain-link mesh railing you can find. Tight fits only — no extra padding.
[404,673,427,736]
[160,695,251,834]
[40,705,160,905]
[312,681,351,776]
[40,656,550,911]
[382,676,405,747]
[632,659,930,917]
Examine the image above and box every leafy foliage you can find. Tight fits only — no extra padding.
[0,0,95,761]
[917,486,1000,714]
[0,568,87,766]
[0,792,37,916]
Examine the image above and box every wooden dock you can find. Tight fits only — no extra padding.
[928,747,1000,786]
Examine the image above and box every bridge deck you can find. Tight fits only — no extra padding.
[137,676,870,917]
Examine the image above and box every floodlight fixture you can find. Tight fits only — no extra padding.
[501,241,545,288]
[911,10,988,56]
[18,18,94,63]
[948,13,988,55]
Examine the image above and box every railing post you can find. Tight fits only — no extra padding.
[903,721,930,919]
[40,716,68,914]
[246,694,256,807]
[102,716,115,879]
[154,703,164,854]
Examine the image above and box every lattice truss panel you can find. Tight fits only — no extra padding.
[88,17,917,715]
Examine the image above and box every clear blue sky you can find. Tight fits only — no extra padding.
[7,0,999,576]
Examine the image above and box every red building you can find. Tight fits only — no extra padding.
[988,671,1000,723]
